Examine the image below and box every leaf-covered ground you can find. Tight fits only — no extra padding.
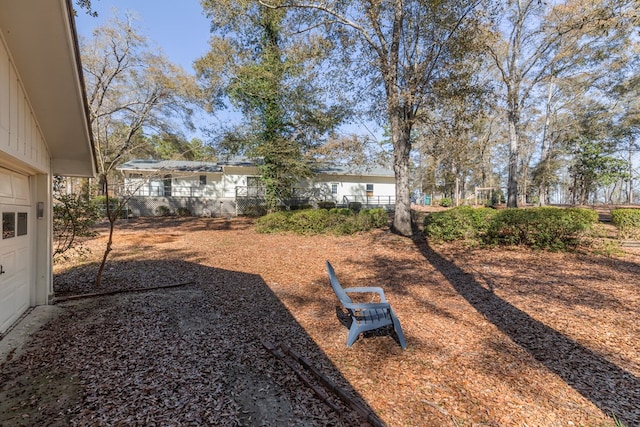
[1,216,638,426]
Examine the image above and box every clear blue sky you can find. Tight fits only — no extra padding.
[75,1,225,140]
[73,0,379,142]
[74,0,211,76]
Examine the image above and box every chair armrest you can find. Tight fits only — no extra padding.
[343,301,391,310]
[343,287,387,302]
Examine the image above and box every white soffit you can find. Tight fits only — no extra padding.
[0,0,96,177]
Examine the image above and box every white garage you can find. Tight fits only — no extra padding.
[0,169,31,332]
[0,0,96,334]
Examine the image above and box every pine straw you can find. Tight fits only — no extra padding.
[12,217,640,425]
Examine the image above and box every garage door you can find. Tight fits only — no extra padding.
[0,168,31,334]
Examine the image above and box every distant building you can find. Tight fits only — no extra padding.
[117,158,396,216]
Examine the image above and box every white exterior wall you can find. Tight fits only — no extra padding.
[171,175,224,198]
[0,37,50,174]
[125,173,226,198]
[309,175,395,202]
[222,166,260,198]
[123,166,396,204]
[0,36,53,332]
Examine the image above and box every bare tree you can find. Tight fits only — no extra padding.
[81,13,202,286]
[485,0,636,207]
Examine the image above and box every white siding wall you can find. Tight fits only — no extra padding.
[309,175,395,202]
[171,174,224,198]
[124,167,396,204]
[0,37,53,331]
[0,38,49,173]
[222,166,260,198]
[125,173,226,198]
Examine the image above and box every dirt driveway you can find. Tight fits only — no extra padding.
[1,217,639,426]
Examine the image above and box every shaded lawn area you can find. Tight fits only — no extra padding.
[11,217,640,425]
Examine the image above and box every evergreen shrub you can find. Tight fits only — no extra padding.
[358,208,389,229]
[485,207,597,250]
[348,202,363,213]
[155,205,171,216]
[439,197,453,207]
[91,196,130,218]
[255,208,389,235]
[424,206,597,251]
[424,206,496,243]
[611,208,640,239]
[176,207,191,217]
[317,201,336,210]
[329,208,353,216]
[254,211,291,233]
[288,209,331,234]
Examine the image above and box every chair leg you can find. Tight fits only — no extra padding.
[390,308,407,349]
[346,324,362,347]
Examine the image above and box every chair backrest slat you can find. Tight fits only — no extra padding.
[326,261,352,304]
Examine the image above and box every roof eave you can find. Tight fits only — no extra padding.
[0,0,96,177]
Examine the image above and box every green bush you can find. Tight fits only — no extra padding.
[91,195,117,215]
[290,203,313,211]
[91,196,131,219]
[359,208,389,229]
[155,205,171,216]
[424,206,597,251]
[317,201,336,210]
[176,207,191,217]
[53,193,100,262]
[611,208,640,239]
[332,218,361,235]
[288,209,332,234]
[255,211,292,233]
[439,197,453,207]
[424,206,496,243]
[242,205,267,217]
[256,208,389,235]
[485,207,597,251]
[348,202,363,213]
[329,208,353,216]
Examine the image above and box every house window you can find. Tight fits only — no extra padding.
[200,175,207,186]
[150,179,163,196]
[17,213,27,236]
[129,173,143,179]
[366,184,374,197]
[2,212,15,239]
[163,175,172,197]
[247,176,262,197]
[331,183,338,195]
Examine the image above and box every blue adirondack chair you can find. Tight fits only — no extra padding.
[326,261,406,349]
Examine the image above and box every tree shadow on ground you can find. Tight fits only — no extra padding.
[414,238,640,426]
[1,260,375,426]
[97,216,256,233]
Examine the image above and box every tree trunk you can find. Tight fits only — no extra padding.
[507,111,519,208]
[538,81,555,206]
[390,115,413,237]
[95,174,114,288]
[629,140,634,204]
[95,217,114,288]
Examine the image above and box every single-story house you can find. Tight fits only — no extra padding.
[0,0,96,333]
[117,158,396,216]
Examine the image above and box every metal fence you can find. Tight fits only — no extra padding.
[342,195,396,209]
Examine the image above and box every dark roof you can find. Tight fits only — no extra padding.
[118,158,394,177]
[313,164,394,177]
[117,159,223,173]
